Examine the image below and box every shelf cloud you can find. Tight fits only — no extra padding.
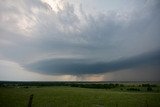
[26,50,160,75]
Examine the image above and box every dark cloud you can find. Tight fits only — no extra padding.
[26,50,160,75]
[0,0,160,80]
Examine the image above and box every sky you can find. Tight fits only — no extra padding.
[0,0,160,81]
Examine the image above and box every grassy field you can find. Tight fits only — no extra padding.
[0,86,160,107]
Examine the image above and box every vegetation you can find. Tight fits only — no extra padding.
[126,88,140,91]
[0,81,160,107]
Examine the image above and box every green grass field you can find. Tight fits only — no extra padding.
[0,86,160,107]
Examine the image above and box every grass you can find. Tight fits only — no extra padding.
[0,86,160,107]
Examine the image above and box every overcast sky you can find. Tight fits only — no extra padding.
[0,0,160,81]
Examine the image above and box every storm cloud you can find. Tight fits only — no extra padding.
[0,0,160,81]
[26,50,160,75]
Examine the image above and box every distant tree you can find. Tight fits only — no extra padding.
[127,88,140,91]
[120,84,124,87]
[147,86,152,91]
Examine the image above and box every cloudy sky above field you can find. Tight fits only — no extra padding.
[0,0,160,81]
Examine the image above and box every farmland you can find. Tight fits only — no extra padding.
[0,81,160,107]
